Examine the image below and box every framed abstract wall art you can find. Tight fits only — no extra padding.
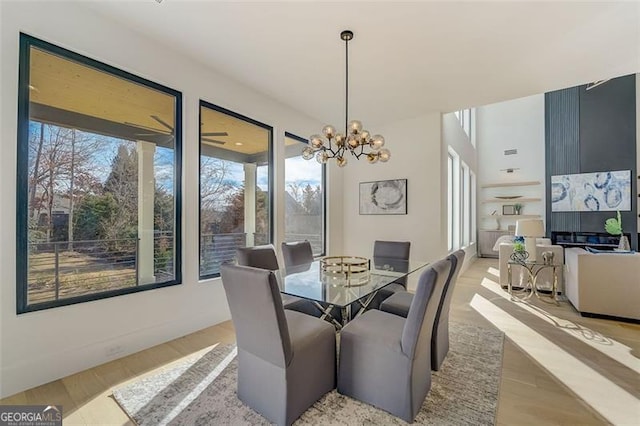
[359,179,407,215]
[551,170,631,212]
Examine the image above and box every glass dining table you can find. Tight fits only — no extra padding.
[277,257,429,329]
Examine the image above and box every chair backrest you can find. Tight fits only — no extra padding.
[236,244,280,270]
[401,258,451,359]
[281,241,314,268]
[220,264,292,368]
[433,250,466,332]
[373,240,411,260]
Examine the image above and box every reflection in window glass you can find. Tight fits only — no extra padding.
[199,101,272,279]
[18,35,181,312]
[284,134,325,256]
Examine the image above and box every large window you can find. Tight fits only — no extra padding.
[447,153,454,251]
[284,133,325,256]
[454,108,472,139]
[17,34,182,313]
[448,149,460,251]
[470,171,477,244]
[447,147,475,251]
[461,162,470,246]
[199,101,273,279]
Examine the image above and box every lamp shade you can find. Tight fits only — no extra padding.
[515,219,544,237]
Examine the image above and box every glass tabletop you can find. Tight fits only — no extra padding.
[278,257,429,308]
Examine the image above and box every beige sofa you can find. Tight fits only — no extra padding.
[498,242,565,293]
[564,248,640,321]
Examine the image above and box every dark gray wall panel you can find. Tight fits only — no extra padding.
[579,76,637,249]
[545,87,580,233]
[545,74,637,249]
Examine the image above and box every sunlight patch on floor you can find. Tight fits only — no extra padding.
[486,267,500,279]
[159,346,238,425]
[480,278,640,375]
[470,293,639,425]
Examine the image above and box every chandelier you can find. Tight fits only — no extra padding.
[302,30,390,167]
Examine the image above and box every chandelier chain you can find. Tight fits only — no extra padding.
[345,32,349,140]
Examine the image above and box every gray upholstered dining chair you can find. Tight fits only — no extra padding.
[236,244,319,316]
[236,244,280,270]
[221,264,336,426]
[368,240,411,310]
[281,241,314,268]
[374,239,412,259]
[337,258,452,423]
[281,240,343,322]
[379,249,465,370]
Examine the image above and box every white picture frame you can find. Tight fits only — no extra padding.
[359,179,407,215]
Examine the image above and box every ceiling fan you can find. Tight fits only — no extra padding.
[201,131,228,145]
[126,115,229,145]
[124,114,175,144]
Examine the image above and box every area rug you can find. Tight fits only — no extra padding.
[113,321,503,425]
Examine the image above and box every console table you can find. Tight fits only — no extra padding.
[551,231,630,250]
[507,259,560,304]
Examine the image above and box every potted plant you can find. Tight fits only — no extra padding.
[513,241,526,253]
[605,211,630,251]
[513,203,523,215]
[510,237,529,263]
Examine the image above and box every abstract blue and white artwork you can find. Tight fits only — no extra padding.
[551,170,631,212]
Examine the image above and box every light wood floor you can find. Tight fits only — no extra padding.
[2,258,639,425]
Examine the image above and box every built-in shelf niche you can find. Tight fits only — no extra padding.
[481,214,541,218]
[480,180,541,189]
[482,197,542,203]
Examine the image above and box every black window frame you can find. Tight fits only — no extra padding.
[16,33,183,314]
[198,100,274,280]
[284,131,327,257]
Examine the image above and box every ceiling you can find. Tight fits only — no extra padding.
[29,44,272,155]
[84,1,639,128]
[30,47,176,137]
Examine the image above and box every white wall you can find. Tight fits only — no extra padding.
[442,112,478,267]
[341,113,446,276]
[0,2,336,398]
[475,94,546,230]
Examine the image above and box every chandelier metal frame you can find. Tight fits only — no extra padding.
[303,30,390,167]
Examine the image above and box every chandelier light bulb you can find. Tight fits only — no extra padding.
[302,30,388,166]
[310,134,324,150]
[347,135,359,149]
[370,135,385,150]
[302,146,315,160]
[316,151,329,164]
[378,148,391,162]
[322,125,336,139]
[348,120,363,135]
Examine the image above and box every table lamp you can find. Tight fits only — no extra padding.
[515,219,545,262]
